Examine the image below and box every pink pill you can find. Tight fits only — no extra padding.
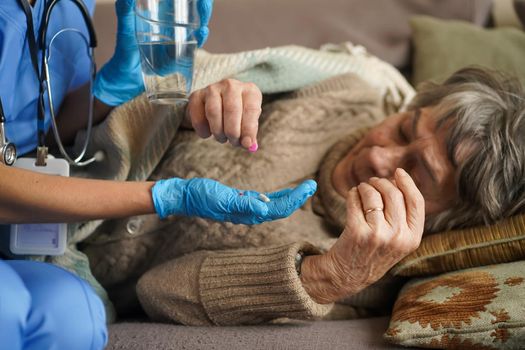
[248,143,258,153]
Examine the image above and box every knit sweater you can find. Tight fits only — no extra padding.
[31,43,413,323]
[82,73,406,325]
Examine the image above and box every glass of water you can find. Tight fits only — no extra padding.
[135,0,199,104]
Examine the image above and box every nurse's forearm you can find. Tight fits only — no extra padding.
[0,164,155,223]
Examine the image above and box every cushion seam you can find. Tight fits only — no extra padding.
[388,320,525,341]
[396,234,525,271]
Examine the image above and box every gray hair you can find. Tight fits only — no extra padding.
[408,67,525,233]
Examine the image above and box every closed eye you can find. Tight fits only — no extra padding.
[398,124,409,143]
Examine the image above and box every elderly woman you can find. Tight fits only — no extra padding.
[82,67,525,325]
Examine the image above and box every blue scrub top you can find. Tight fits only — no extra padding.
[0,0,95,155]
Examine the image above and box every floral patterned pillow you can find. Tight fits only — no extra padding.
[385,261,525,349]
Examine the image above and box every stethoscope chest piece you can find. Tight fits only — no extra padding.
[1,141,17,166]
[0,97,16,166]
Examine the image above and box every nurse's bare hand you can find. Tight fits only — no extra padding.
[185,79,262,151]
[300,168,425,303]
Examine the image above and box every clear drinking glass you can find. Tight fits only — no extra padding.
[135,0,199,104]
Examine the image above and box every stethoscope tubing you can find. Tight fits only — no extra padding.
[16,0,99,167]
[44,29,97,166]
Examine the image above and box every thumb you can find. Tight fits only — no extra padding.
[195,27,209,47]
[115,0,135,27]
[114,0,137,55]
[197,0,213,27]
[196,0,213,46]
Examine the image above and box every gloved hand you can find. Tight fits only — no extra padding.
[152,178,317,224]
[195,0,213,47]
[93,0,214,106]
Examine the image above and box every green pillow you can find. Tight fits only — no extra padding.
[410,16,525,86]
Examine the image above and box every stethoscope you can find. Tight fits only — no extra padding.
[0,0,98,167]
[0,99,17,166]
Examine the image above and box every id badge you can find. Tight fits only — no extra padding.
[10,157,69,256]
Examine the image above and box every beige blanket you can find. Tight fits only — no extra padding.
[36,43,414,322]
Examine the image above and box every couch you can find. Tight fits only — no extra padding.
[91,0,512,349]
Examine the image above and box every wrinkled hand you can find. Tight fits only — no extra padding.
[93,0,214,106]
[185,79,262,151]
[152,177,317,224]
[301,168,425,303]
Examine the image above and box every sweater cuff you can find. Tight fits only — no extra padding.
[198,242,334,326]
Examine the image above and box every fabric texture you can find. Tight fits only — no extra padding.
[106,317,400,350]
[137,243,334,326]
[410,16,525,86]
[385,260,525,349]
[191,43,414,112]
[391,213,525,277]
[84,71,404,326]
[32,43,413,323]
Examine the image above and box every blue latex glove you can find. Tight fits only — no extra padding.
[195,0,214,46]
[93,0,214,106]
[152,178,317,224]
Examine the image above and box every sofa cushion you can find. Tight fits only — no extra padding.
[107,317,409,350]
[205,0,492,70]
[410,15,525,86]
[385,260,525,349]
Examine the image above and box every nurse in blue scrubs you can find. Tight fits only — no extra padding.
[0,0,317,349]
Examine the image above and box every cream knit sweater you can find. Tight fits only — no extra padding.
[82,73,405,326]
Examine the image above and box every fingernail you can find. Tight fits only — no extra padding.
[307,180,317,190]
[396,168,408,176]
[248,142,258,153]
[215,135,227,144]
[241,136,252,149]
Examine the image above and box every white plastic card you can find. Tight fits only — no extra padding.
[10,157,69,256]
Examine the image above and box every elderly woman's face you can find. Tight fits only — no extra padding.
[333,107,457,215]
